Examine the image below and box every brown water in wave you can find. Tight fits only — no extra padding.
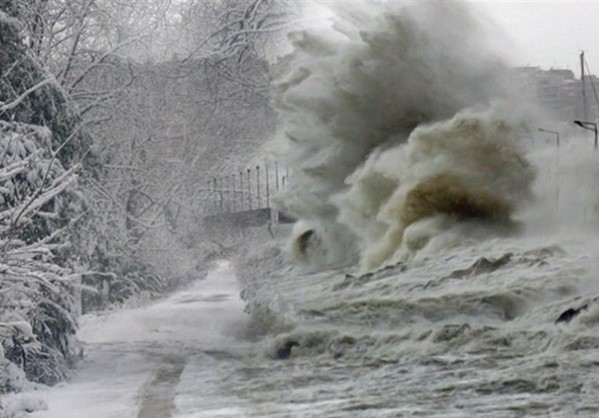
[402,174,513,225]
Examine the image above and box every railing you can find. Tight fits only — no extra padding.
[200,163,293,227]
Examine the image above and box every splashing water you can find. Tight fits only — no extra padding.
[347,111,535,270]
[273,2,538,271]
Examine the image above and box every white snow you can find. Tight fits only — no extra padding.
[0,322,34,340]
[6,262,248,418]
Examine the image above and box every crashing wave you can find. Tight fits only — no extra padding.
[273,1,537,271]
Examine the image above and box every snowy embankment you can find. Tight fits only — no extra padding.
[3,262,249,418]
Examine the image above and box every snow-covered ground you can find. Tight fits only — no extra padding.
[4,262,250,418]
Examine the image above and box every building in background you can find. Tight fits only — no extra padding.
[515,66,599,121]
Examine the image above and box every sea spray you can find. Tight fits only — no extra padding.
[345,110,536,270]
[273,2,537,270]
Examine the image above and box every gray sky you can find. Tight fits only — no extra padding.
[312,1,599,75]
[474,1,599,74]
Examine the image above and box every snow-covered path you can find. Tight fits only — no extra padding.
[10,262,250,418]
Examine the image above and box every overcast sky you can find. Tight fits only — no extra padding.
[472,1,599,74]
[311,1,599,75]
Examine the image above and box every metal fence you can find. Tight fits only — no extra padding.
[201,163,290,217]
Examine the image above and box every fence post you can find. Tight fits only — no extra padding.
[232,174,236,212]
[206,180,211,215]
[224,175,230,213]
[247,168,252,210]
[212,177,218,214]
[217,177,223,212]
[266,164,270,208]
[256,166,261,208]
[239,171,244,210]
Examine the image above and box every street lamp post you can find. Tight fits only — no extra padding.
[573,120,598,151]
[538,128,560,149]
[538,128,561,206]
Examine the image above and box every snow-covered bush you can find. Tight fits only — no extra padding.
[0,122,81,389]
[0,323,34,394]
[0,7,89,390]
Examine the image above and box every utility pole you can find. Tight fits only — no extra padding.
[581,51,589,121]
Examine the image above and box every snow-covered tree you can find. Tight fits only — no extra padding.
[0,7,84,388]
[70,0,296,274]
[0,121,82,387]
[0,0,297,392]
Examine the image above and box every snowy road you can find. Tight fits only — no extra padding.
[10,262,250,418]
